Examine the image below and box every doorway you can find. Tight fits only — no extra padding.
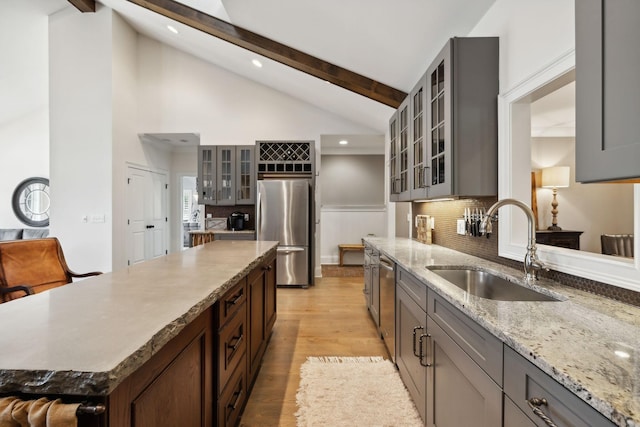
[126,165,168,265]
[181,175,199,249]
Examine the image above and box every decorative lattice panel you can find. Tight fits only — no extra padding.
[257,141,314,174]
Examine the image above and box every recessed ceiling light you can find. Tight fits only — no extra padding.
[252,59,263,68]
[167,25,178,34]
[339,140,348,145]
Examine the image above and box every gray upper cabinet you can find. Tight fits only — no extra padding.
[197,145,255,206]
[389,37,498,201]
[426,37,498,199]
[575,0,640,182]
[410,73,429,200]
[216,146,236,206]
[389,98,411,201]
[198,146,216,205]
[388,111,399,201]
[236,146,255,204]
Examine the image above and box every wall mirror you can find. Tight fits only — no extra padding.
[498,50,639,292]
[12,177,50,227]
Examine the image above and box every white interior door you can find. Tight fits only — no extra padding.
[127,166,168,265]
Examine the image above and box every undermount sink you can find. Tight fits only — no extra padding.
[428,267,559,302]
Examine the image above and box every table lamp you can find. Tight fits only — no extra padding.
[541,166,570,230]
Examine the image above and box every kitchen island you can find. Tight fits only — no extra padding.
[364,237,639,427]
[0,240,278,426]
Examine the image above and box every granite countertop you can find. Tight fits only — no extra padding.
[0,240,278,396]
[364,237,640,427]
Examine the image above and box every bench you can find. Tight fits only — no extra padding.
[338,243,365,266]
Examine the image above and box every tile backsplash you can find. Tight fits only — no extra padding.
[412,198,640,307]
[204,205,255,230]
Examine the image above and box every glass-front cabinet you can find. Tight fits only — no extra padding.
[388,37,498,201]
[389,111,399,201]
[216,146,235,205]
[197,145,255,205]
[426,53,451,199]
[198,146,216,204]
[410,72,428,200]
[389,97,411,202]
[236,146,255,204]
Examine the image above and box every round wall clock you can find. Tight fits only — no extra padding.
[12,177,50,227]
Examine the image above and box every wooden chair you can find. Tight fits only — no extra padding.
[600,234,634,258]
[0,237,102,303]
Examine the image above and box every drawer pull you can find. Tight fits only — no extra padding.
[412,326,424,357]
[527,397,557,427]
[225,292,244,307]
[228,388,243,411]
[418,333,432,367]
[227,334,244,356]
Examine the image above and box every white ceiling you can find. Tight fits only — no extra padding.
[31,0,570,145]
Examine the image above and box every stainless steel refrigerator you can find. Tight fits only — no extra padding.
[257,179,311,287]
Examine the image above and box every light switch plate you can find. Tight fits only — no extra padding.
[456,219,466,235]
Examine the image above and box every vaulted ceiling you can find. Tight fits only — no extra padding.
[39,0,497,133]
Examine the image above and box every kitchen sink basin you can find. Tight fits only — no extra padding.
[428,267,559,302]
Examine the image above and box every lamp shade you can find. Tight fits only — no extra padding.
[541,166,570,188]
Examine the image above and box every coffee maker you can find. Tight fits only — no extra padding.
[227,212,245,231]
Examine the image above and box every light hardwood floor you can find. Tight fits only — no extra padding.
[240,275,389,426]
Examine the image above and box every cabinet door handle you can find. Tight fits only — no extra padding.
[412,326,424,357]
[228,388,243,411]
[227,334,244,357]
[225,291,244,307]
[527,398,558,427]
[419,333,432,367]
[422,166,430,188]
[146,225,155,229]
[262,264,273,271]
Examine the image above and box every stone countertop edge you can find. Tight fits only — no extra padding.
[0,241,278,397]
[363,237,640,427]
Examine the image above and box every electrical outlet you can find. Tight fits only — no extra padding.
[456,219,466,235]
[244,213,249,221]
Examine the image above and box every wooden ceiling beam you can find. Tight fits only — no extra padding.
[67,0,96,13]
[126,0,407,108]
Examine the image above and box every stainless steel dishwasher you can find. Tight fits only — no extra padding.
[379,254,396,363]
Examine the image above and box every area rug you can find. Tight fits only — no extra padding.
[295,356,422,427]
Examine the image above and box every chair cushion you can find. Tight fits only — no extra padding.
[0,239,69,294]
[0,229,23,241]
[23,229,49,239]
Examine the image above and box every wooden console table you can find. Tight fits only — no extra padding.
[535,230,583,250]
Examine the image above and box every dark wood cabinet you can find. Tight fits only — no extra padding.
[108,310,213,427]
[575,0,640,182]
[535,230,583,250]
[247,253,277,385]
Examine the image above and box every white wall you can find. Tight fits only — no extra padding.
[49,6,114,273]
[319,153,387,264]
[468,0,575,93]
[0,2,49,229]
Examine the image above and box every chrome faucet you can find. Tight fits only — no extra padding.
[479,198,549,282]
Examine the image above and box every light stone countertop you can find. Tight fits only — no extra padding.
[364,237,640,427]
[0,240,278,396]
